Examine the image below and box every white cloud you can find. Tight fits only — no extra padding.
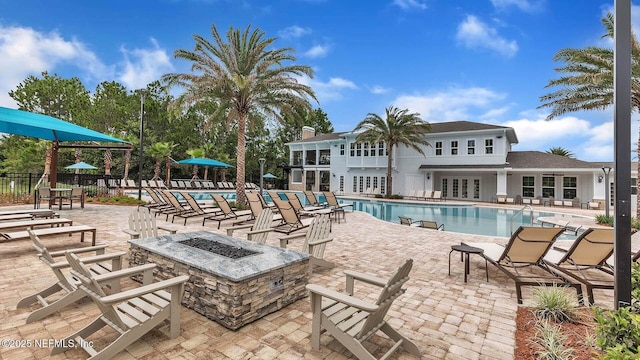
[392,0,428,10]
[304,44,329,58]
[297,75,358,102]
[370,85,390,94]
[490,0,541,12]
[456,15,518,58]
[504,115,592,150]
[118,38,174,90]
[392,87,506,122]
[278,25,312,39]
[0,25,111,106]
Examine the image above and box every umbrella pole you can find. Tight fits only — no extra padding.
[50,142,59,188]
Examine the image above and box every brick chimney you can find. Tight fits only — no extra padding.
[301,126,316,140]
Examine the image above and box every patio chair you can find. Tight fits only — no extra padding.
[51,252,188,360]
[271,197,315,235]
[227,207,275,244]
[279,214,334,270]
[36,187,53,209]
[398,216,413,226]
[155,190,200,222]
[170,180,180,188]
[462,226,583,304]
[17,231,125,323]
[141,187,172,212]
[588,201,600,210]
[305,259,421,359]
[543,228,614,305]
[417,220,444,231]
[61,186,84,209]
[303,190,323,206]
[432,190,443,201]
[285,192,325,214]
[122,207,179,239]
[322,191,353,211]
[204,194,252,228]
[496,195,507,204]
[405,189,416,200]
[127,179,136,188]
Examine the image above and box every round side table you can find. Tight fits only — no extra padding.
[449,244,489,283]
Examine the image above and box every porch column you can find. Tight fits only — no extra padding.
[496,170,508,196]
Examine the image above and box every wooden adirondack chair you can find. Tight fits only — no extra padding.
[279,213,334,270]
[122,207,178,239]
[226,207,275,244]
[17,231,125,323]
[305,259,421,359]
[51,252,189,360]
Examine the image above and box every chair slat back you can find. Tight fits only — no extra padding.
[561,228,614,266]
[246,192,263,218]
[250,208,273,244]
[129,207,158,239]
[211,194,233,215]
[399,216,412,226]
[145,188,164,205]
[356,259,413,340]
[303,190,319,205]
[39,187,51,197]
[419,220,438,229]
[285,193,304,212]
[502,226,563,263]
[323,191,338,207]
[180,192,206,213]
[273,198,299,225]
[28,230,74,290]
[303,214,331,256]
[65,252,129,331]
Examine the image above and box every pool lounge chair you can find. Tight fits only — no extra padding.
[52,252,188,360]
[399,216,413,226]
[543,228,614,305]
[462,226,583,304]
[322,191,353,211]
[417,220,444,231]
[285,192,326,214]
[305,259,421,359]
[271,197,315,235]
[204,194,252,228]
[303,190,323,206]
[173,191,221,225]
[17,231,125,323]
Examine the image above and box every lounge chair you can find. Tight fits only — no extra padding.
[303,190,323,206]
[122,207,179,239]
[204,194,252,228]
[371,188,381,197]
[279,214,334,270]
[406,189,416,200]
[554,200,564,207]
[17,231,125,323]
[417,220,444,231]
[141,179,150,188]
[322,191,353,211]
[588,201,600,210]
[398,216,413,226]
[170,180,180,188]
[127,179,136,188]
[52,252,188,359]
[433,190,444,201]
[305,259,421,359]
[543,228,614,305]
[285,192,325,214]
[172,191,220,225]
[421,190,431,201]
[496,195,507,204]
[227,207,275,244]
[271,197,315,235]
[361,187,372,197]
[462,226,583,304]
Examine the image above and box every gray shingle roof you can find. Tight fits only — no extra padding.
[505,151,600,169]
[287,132,347,144]
[428,121,510,133]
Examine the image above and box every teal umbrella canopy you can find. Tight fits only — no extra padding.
[0,106,126,143]
[65,161,97,170]
[263,173,278,179]
[174,157,233,168]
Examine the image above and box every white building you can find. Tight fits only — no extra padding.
[285,121,636,209]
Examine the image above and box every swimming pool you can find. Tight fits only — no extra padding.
[155,190,582,238]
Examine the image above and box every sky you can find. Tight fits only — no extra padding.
[0,0,636,161]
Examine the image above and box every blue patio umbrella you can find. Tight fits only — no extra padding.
[174,157,233,168]
[0,106,128,187]
[65,161,97,170]
[263,173,277,179]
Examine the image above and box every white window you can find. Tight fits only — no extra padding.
[435,141,442,156]
[451,141,458,155]
[292,169,302,183]
[339,144,345,156]
[467,140,475,155]
[340,176,344,192]
[363,142,369,156]
[352,176,357,192]
[485,139,493,154]
[378,142,385,156]
[350,143,355,157]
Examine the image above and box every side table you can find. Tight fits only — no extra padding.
[449,244,489,283]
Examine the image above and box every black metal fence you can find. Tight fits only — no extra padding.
[0,172,120,204]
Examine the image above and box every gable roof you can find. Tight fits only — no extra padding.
[505,151,599,169]
[287,132,347,144]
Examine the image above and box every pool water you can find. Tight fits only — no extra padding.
[160,191,581,238]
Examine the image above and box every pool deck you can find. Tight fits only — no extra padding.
[0,197,635,360]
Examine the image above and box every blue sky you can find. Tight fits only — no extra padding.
[0,0,635,161]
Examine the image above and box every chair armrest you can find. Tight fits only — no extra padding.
[93,263,157,283]
[100,275,189,304]
[308,237,333,247]
[49,244,109,257]
[279,232,307,248]
[227,223,255,236]
[158,225,178,234]
[344,270,387,287]
[306,284,378,312]
[49,251,126,269]
[122,229,139,238]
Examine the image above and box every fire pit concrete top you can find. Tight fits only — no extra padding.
[128,231,309,282]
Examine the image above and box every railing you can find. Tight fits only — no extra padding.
[510,205,534,235]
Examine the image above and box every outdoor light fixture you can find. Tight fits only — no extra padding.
[259,158,266,194]
[602,166,612,217]
[598,175,604,183]
[137,89,147,201]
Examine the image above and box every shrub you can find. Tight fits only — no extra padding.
[595,214,614,227]
[389,194,403,199]
[532,284,577,323]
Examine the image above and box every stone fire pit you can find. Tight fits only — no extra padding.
[128,231,310,330]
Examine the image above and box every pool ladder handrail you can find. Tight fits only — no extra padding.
[510,205,534,235]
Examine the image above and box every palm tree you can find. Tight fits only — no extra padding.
[546,147,574,158]
[163,24,317,205]
[186,148,205,179]
[147,142,175,181]
[353,106,432,198]
[538,12,640,216]
[121,134,138,180]
[202,143,215,180]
